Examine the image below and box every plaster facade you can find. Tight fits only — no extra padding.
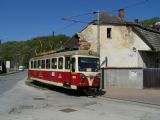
[78,24,151,67]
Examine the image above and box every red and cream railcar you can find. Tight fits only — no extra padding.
[28,50,100,92]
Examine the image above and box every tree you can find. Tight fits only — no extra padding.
[0,34,70,68]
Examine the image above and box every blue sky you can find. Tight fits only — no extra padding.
[0,0,159,42]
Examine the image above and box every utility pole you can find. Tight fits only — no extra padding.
[97,10,104,90]
[52,32,55,49]
[97,10,100,56]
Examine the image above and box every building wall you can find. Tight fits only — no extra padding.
[79,25,151,67]
[78,25,97,51]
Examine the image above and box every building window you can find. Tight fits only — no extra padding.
[58,57,63,69]
[107,28,112,38]
[46,59,50,69]
[51,58,57,69]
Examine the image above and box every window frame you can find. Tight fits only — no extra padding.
[38,60,41,69]
[71,57,76,72]
[46,58,51,69]
[51,58,57,69]
[41,59,45,69]
[31,61,34,69]
[65,56,71,69]
[34,60,37,69]
[58,57,64,69]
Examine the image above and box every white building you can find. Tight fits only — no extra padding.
[63,10,160,89]
[64,9,160,68]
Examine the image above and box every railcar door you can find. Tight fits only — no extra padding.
[70,57,78,89]
[63,56,72,87]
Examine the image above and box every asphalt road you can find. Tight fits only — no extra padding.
[0,71,27,96]
[0,71,160,120]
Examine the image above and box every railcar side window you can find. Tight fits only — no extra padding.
[72,58,76,72]
[46,59,50,69]
[65,57,70,69]
[41,60,45,69]
[58,57,63,69]
[34,61,37,68]
[31,61,34,68]
[38,60,41,69]
[51,58,57,69]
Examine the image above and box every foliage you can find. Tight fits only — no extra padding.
[0,34,70,67]
[141,17,160,28]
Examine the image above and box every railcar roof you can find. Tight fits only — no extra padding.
[31,50,99,60]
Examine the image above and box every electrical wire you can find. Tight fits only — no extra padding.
[54,0,150,34]
[124,0,149,9]
[109,0,149,13]
[54,13,96,34]
[62,18,89,24]
[64,12,97,19]
[54,22,77,34]
[79,16,96,21]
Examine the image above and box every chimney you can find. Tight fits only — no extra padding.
[118,8,125,22]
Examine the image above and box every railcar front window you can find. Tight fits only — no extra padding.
[78,57,99,72]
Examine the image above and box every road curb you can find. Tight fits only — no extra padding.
[0,71,19,76]
[100,96,160,109]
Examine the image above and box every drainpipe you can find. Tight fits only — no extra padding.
[97,10,100,56]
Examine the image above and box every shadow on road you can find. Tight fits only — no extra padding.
[29,80,105,97]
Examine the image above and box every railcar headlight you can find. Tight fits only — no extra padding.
[80,73,86,83]
[80,73,85,80]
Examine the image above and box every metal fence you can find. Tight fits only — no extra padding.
[143,68,160,88]
[101,68,160,89]
[101,68,143,89]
